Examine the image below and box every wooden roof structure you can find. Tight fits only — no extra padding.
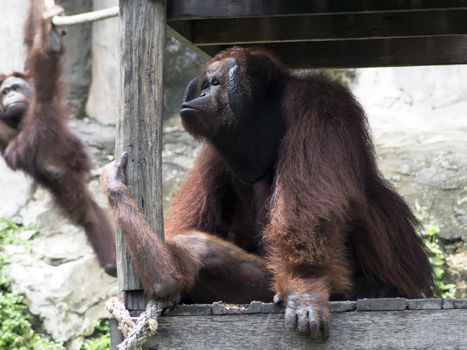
[166,0,467,68]
[112,1,467,348]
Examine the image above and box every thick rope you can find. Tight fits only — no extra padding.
[106,297,173,350]
[51,6,119,27]
[44,0,119,26]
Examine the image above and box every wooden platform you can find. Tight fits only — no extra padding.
[110,298,467,350]
[112,1,467,348]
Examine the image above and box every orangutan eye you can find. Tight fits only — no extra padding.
[201,81,209,90]
[210,77,220,86]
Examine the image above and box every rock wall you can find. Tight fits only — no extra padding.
[0,1,32,218]
[354,66,467,134]
[0,0,93,218]
[0,0,92,116]
[354,66,467,297]
[3,120,118,344]
[86,0,119,125]
[0,1,116,347]
[60,0,93,118]
[85,0,206,124]
[354,66,467,242]
[0,0,28,73]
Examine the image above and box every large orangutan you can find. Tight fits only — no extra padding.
[0,0,116,276]
[101,47,434,339]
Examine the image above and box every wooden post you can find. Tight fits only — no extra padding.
[111,1,166,348]
[116,0,166,312]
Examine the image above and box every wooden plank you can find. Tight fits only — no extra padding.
[130,299,463,315]
[166,22,215,61]
[120,300,465,349]
[198,35,467,68]
[168,0,467,20]
[443,298,467,309]
[112,1,166,349]
[124,290,150,316]
[116,0,166,293]
[408,298,443,310]
[109,319,123,350]
[144,309,467,349]
[186,10,467,45]
[357,298,407,311]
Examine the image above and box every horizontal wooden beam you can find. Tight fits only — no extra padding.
[166,22,212,61]
[167,21,220,61]
[198,35,467,68]
[139,299,467,349]
[184,10,467,45]
[168,0,467,20]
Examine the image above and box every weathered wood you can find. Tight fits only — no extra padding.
[124,290,150,316]
[116,0,166,293]
[408,298,443,310]
[200,36,467,68]
[117,300,467,348]
[261,302,284,314]
[167,0,467,20]
[443,298,467,309]
[330,301,356,312]
[166,1,467,68]
[109,319,123,350]
[166,22,213,62]
[168,304,212,316]
[212,301,263,315]
[146,308,467,349]
[132,299,467,315]
[185,10,467,45]
[357,298,407,311]
[112,1,166,349]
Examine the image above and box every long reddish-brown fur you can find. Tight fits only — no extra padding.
[102,47,434,337]
[265,68,433,300]
[0,0,116,272]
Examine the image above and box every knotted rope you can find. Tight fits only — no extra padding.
[106,297,173,350]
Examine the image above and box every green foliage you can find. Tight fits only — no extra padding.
[420,224,457,298]
[414,200,457,297]
[0,217,112,349]
[0,218,21,292]
[0,218,21,245]
[80,321,110,350]
[0,218,65,350]
[0,292,64,350]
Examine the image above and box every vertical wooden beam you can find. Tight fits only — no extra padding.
[112,1,166,348]
[116,0,166,302]
[109,319,123,350]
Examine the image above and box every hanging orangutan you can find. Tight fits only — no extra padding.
[0,0,116,276]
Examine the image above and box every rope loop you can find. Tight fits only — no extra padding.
[106,297,173,350]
